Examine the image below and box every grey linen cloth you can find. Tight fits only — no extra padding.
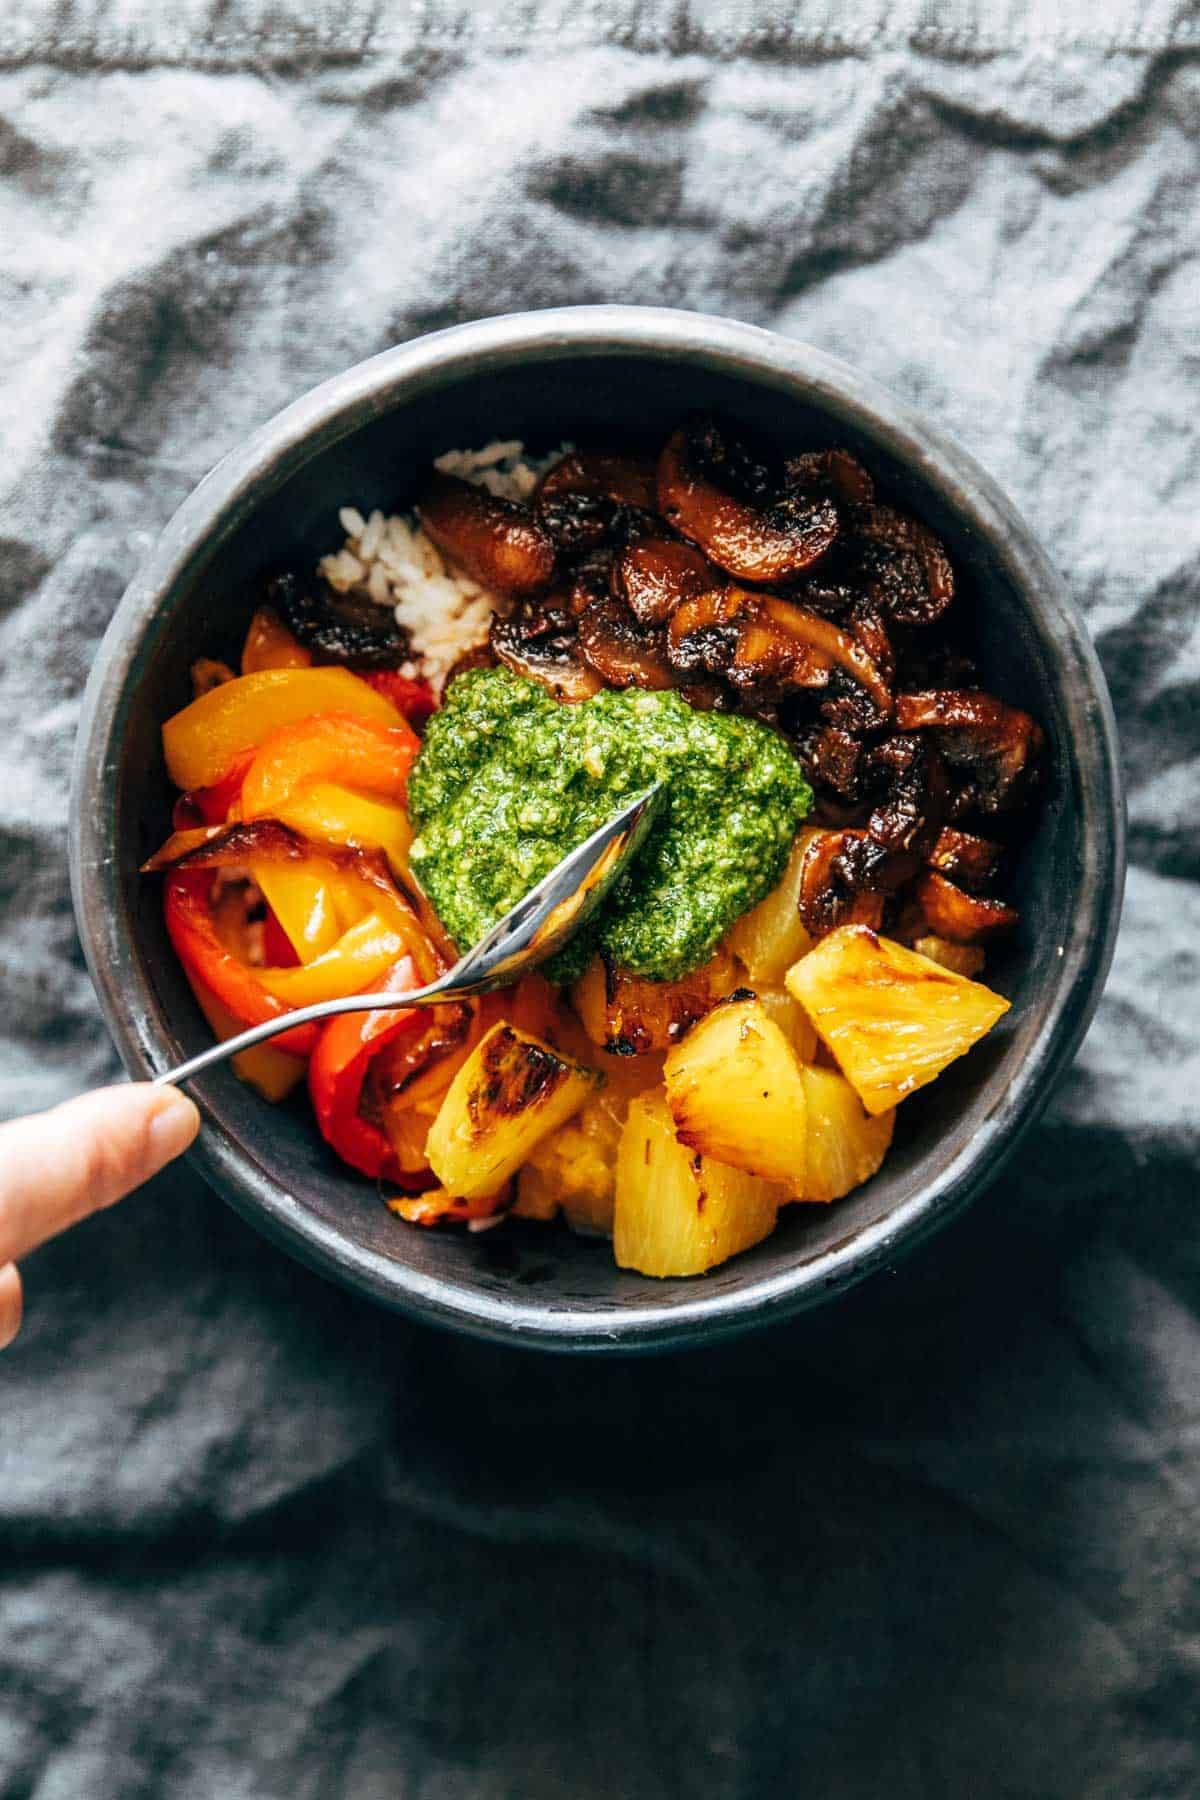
[2,4,1199,1794]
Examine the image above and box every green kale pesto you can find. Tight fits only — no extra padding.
[406,668,813,983]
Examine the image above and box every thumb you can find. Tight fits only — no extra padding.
[0,1083,200,1268]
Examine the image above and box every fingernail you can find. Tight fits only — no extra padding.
[147,1090,201,1168]
[0,1264,23,1351]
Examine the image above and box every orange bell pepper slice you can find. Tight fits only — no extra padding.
[162,668,402,792]
[241,607,312,674]
[240,712,420,821]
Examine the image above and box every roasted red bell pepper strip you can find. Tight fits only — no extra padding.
[163,870,320,1058]
[240,711,420,821]
[359,669,439,726]
[261,905,300,968]
[307,957,431,1180]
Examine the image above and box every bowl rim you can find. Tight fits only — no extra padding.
[69,304,1125,1353]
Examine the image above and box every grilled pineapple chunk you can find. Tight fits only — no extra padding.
[614,1092,782,1277]
[726,830,816,983]
[425,1024,600,1199]
[518,1093,620,1236]
[513,1052,663,1233]
[785,925,1009,1116]
[572,949,736,1055]
[663,997,807,1187]
[753,983,818,1064]
[795,1066,895,1203]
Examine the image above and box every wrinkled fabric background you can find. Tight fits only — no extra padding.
[2,3,1198,1794]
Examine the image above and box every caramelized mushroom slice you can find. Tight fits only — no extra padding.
[533,491,620,558]
[666,584,747,679]
[746,595,892,716]
[657,421,839,584]
[794,828,888,938]
[896,689,1043,813]
[577,597,678,691]
[853,505,955,626]
[536,449,659,512]
[914,870,1017,943]
[791,723,867,802]
[417,473,556,599]
[864,733,947,866]
[785,448,876,507]
[844,598,895,692]
[927,826,1003,893]
[611,535,719,628]
[266,568,408,669]
[490,605,601,703]
[667,587,892,717]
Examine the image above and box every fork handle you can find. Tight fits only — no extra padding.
[152,976,457,1088]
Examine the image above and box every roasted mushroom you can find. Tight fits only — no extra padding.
[794,828,888,937]
[790,722,868,803]
[927,826,1003,893]
[785,448,876,508]
[610,535,718,628]
[577,597,678,691]
[536,449,659,512]
[666,586,892,719]
[265,568,408,669]
[853,505,955,627]
[914,870,1017,942]
[490,603,601,702]
[896,689,1043,814]
[657,419,840,585]
[417,473,556,599]
[864,733,947,864]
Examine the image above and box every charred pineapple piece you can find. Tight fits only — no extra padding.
[795,1067,895,1203]
[753,983,819,1064]
[519,1096,618,1236]
[425,1023,600,1199]
[614,1091,783,1277]
[726,831,816,983]
[572,948,737,1055]
[785,925,1009,1115]
[663,996,807,1188]
[517,1052,664,1236]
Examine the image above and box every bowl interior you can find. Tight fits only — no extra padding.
[97,337,1094,1344]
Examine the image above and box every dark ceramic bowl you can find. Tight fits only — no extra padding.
[69,307,1124,1352]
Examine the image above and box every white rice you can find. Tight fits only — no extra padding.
[316,440,566,690]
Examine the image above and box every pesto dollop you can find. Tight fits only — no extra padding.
[407,668,812,982]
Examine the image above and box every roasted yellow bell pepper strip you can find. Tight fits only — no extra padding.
[271,782,414,884]
[254,911,407,1006]
[162,668,401,792]
[251,860,341,963]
